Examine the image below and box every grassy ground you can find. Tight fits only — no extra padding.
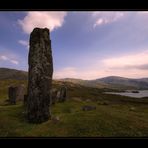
[0,80,148,137]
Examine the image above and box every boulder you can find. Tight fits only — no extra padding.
[82,105,96,111]
[51,116,60,124]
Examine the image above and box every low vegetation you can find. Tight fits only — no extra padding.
[0,79,148,137]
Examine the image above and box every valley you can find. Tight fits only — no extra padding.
[0,68,148,137]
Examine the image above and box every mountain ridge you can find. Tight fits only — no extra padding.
[1,68,148,89]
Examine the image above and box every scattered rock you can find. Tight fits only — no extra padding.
[72,97,82,102]
[129,107,136,111]
[97,101,109,105]
[51,116,60,123]
[86,99,91,102]
[82,105,96,111]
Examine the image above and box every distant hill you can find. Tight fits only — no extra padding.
[61,76,148,90]
[60,78,109,89]
[138,78,148,83]
[1,68,148,90]
[94,76,148,89]
[0,68,28,80]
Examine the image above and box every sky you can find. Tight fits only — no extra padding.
[0,11,148,80]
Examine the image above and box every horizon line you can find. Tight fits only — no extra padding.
[0,67,148,81]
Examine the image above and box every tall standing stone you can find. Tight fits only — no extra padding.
[27,28,53,123]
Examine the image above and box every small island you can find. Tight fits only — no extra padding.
[132,90,139,93]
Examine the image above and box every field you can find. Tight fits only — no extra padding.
[0,80,148,137]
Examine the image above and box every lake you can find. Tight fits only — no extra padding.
[105,90,148,98]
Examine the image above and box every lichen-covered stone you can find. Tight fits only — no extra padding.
[16,85,25,101]
[27,28,53,123]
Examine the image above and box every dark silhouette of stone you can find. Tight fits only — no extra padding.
[24,94,28,105]
[8,85,25,104]
[59,86,67,102]
[8,86,16,104]
[50,86,67,105]
[50,88,58,104]
[56,90,61,102]
[27,28,53,123]
[82,105,96,111]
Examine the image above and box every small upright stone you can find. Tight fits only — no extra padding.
[27,28,53,123]
[8,85,25,104]
[50,88,58,104]
[8,86,16,104]
[56,90,61,102]
[59,86,67,102]
[16,85,25,101]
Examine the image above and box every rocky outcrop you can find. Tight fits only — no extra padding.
[27,28,53,123]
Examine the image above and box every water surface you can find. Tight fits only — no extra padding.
[105,90,148,98]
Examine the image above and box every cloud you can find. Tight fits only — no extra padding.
[10,60,19,65]
[18,40,29,49]
[138,11,148,14]
[102,50,148,69]
[54,67,78,79]
[18,40,28,46]
[1,55,8,60]
[18,11,67,34]
[53,66,107,80]
[135,64,148,70]
[0,55,19,65]
[98,50,148,78]
[117,64,148,70]
[54,50,148,80]
[92,12,124,28]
